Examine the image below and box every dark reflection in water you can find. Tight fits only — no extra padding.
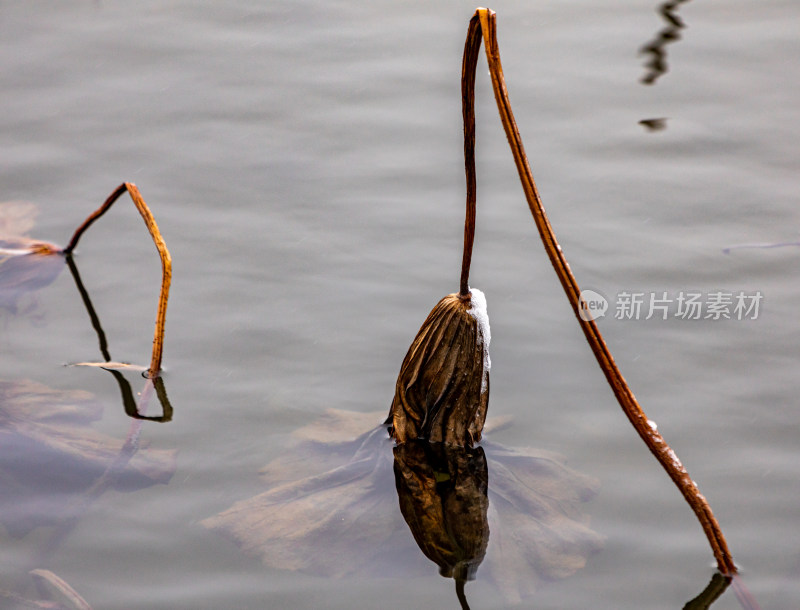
[204,409,604,604]
[204,406,748,607]
[640,0,692,85]
[394,441,489,609]
[65,255,173,422]
[639,117,669,132]
[0,249,173,420]
[683,572,730,610]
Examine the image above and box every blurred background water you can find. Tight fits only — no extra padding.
[1,1,799,608]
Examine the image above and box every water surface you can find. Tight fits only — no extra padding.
[1,1,799,608]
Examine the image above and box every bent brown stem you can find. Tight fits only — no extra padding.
[463,7,736,575]
[64,183,172,379]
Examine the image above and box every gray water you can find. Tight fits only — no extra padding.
[1,1,799,608]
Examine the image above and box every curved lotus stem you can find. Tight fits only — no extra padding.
[463,7,736,576]
[64,183,171,379]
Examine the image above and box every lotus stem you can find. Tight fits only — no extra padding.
[463,7,736,575]
[64,183,171,379]
[459,16,481,300]
[455,577,471,610]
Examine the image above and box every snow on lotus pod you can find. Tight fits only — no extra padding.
[388,289,491,446]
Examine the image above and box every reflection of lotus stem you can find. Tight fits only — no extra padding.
[463,8,736,576]
[64,183,172,379]
[639,0,691,85]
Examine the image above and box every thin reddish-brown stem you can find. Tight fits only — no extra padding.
[459,17,482,299]
[464,7,737,576]
[64,183,171,379]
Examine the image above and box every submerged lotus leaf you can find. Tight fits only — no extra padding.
[389,292,489,446]
[203,423,412,578]
[481,440,604,602]
[0,379,177,536]
[204,408,602,602]
[0,201,64,314]
[256,409,387,488]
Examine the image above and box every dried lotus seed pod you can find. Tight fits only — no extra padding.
[388,289,490,446]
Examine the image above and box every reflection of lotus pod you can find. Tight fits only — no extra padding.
[393,441,489,583]
[389,290,490,446]
[204,409,603,602]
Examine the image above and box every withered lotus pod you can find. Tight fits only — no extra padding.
[388,289,490,446]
